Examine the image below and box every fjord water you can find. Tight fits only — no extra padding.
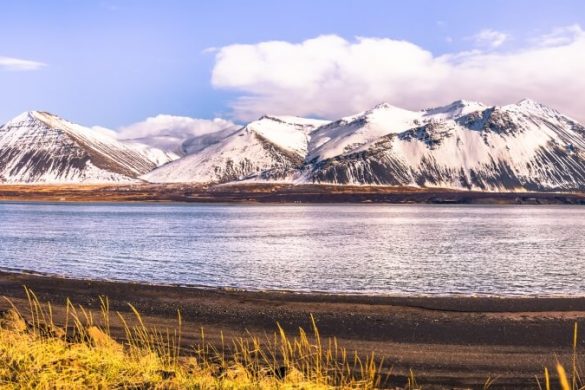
[0,202,584,296]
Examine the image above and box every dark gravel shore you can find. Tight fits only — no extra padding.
[0,270,583,388]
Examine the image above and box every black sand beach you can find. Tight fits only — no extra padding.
[0,270,583,388]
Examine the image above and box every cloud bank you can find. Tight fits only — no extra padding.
[211,25,585,123]
[0,56,46,71]
[118,114,238,153]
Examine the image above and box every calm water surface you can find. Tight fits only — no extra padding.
[0,202,584,296]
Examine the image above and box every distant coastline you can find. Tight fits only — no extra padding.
[1,183,585,204]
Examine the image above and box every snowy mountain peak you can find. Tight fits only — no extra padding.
[503,98,560,118]
[8,110,95,137]
[6,110,49,125]
[242,115,329,157]
[370,102,403,111]
[3,110,79,136]
[514,98,555,112]
[516,97,541,106]
[361,103,417,119]
[422,100,487,120]
[0,111,174,184]
[333,103,413,125]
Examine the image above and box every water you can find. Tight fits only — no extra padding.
[0,202,584,296]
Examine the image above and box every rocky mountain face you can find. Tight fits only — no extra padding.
[0,111,174,184]
[295,99,585,191]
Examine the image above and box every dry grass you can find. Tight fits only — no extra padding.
[4,287,584,389]
[538,322,585,390]
[0,288,383,389]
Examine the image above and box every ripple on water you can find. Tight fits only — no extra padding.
[1,202,584,296]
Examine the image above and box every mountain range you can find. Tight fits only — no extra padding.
[1,99,585,192]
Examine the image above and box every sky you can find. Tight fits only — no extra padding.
[1,0,585,137]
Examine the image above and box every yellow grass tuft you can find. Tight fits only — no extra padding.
[10,288,583,389]
[540,321,584,390]
[0,288,383,389]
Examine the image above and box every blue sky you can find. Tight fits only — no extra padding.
[1,0,585,130]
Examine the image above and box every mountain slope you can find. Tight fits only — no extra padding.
[306,100,487,163]
[0,111,174,184]
[143,115,329,183]
[301,99,585,191]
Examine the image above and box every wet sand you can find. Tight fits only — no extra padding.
[0,270,583,388]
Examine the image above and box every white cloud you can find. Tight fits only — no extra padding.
[536,24,583,47]
[0,56,46,71]
[211,25,585,123]
[470,29,508,48]
[118,114,238,152]
[119,114,237,139]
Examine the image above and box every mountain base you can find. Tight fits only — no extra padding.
[0,183,584,204]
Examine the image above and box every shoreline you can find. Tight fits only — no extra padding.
[0,270,583,388]
[3,266,585,300]
[1,183,585,204]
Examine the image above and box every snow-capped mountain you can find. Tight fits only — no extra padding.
[301,99,585,191]
[3,100,585,192]
[145,98,585,192]
[0,111,175,184]
[143,115,329,183]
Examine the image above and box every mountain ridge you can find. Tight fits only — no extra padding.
[293,100,585,191]
[1,100,585,192]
